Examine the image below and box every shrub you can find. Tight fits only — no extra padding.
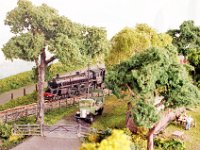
[80,130,134,150]
[154,138,185,150]
[0,122,12,139]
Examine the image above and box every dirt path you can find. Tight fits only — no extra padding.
[12,136,81,150]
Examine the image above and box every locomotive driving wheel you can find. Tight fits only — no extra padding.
[68,87,78,97]
[78,84,86,94]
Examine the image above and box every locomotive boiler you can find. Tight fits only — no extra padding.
[44,67,105,100]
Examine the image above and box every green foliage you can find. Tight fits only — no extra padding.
[105,24,172,67]
[167,20,200,56]
[168,20,200,87]
[92,95,127,130]
[84,128,112,143]
[44,105,77,125]
[3,0,108,65]
[45,62,86,81]
[106,46,200,128]
[0,71,34,94]
[132,100,159,128]
[10,116,36,125]
[0,122,12,139]
[0,135,23,150]
[154,138,185,150]
[106,46,200,108]
[131,134,146,150]
[0,92,37,111]
[80,130,133,150]
[85,128,146,150]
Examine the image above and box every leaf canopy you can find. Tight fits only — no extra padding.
[106,46,200,108]
[106,46,200,127]
[2,0,108,64]
[105,24,172,67]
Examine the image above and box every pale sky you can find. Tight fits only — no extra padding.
[0,0,200,78]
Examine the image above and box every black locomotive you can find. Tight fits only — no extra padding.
[44,67,105,100]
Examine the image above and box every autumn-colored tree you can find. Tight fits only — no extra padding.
[105,24,172,67]
[2,0,108,126]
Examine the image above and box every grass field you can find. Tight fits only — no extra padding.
[92,95,129,130]
[164,106,200,150]
[92,95,200,150]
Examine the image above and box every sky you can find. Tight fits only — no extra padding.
[0,0,200,78]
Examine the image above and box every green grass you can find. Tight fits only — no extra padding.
[44,105,78,125]
[92,95,200,150]
[0,62,87,94]
[164,106,200,150]
[0,92,37,111]
[92,95,129,130]
[0,71,34,94]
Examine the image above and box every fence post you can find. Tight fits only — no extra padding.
[23,88,26,96]
[13,124,16,135]
[35,84,38,92]
[5,113,7,123]
[27,123,31,135]
[11,93,14,99]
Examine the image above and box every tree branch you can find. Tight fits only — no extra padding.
[45,55,56,65]
[151,107,185,135]
[34,58,39,67]
[126,84,135,97]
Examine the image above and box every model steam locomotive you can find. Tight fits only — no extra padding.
[44,67,105,100]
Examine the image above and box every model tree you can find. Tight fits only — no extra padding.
[105,24,200,150]
[168,20,200,87]
[105,24,172,67]
[106,46,200,150]
[2,0,108,126]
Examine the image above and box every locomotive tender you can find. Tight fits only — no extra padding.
[44,67,105,100]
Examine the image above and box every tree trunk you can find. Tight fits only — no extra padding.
[37,48,46,127]
[147,128,155,150]
[146,107,185,150]
[127,107,185,150]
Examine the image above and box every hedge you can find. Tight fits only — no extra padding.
[0,92,37,111]
[0,71,35,94]
[0,61,88,95]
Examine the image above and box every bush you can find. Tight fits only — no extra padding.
[154,138,185,150]
[84,128,112,143]
[0,122,12,139]
[80,130,133,150]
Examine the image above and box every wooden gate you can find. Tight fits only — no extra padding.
[13,123,90,137]
[13,124,41,136]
